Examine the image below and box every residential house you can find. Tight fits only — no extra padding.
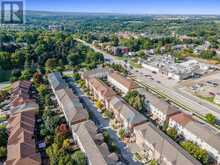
[72,120,118,165]
[109,96,147,130]
[137,88,180,125]
[113,47,129,56]
[87,78,116,109]
[169,113,220,163]
[82,68,113,85]
[134,122,202,165]
[11,81,32,94]
[48,72,68,93]
[48,72,118,164]
[48,72,89,126]
[179,35,195,42]
[6,111,41,165]
[10,81,32,108]
[107,72,138,94]
[10,101,39,114]
[9,81,39,115]
[55,88,89,126]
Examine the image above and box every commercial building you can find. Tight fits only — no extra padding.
[169,113,220,163]
[141,56,209,81]
[108,72,138,94]
[134,122,201,165]
[72,120,118,165]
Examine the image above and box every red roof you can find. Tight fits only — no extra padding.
[10,81,33,107]
[170,113,194,126]
[6,111,41,165]
[10,97,33,107]
[89,78,116,101]
[109,72,138,91]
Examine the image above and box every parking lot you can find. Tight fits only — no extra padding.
[181,71,220,98]
[129,67,179,88]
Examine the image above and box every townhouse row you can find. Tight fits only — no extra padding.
[139,87,220,164]
[10,81,39,114]
[93,68,220,164]
[86,77,147,130]
[82,68,137,94]
[6,81,41,165]
[48,72,119,165]
[82,68,202,165]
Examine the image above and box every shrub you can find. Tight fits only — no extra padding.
[119,129,126,139]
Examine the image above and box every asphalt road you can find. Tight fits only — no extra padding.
[133,72,220,119]
[75,38,220,120]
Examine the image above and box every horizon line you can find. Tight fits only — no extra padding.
[25,10,220,16]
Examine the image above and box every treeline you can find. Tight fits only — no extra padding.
[0,30,104,82]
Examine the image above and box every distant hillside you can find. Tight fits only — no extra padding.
[25,10,137,17]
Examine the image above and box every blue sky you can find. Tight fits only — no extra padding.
[25,0,220,15]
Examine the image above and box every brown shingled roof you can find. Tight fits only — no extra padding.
[10,81,33,107]
[11,81,32,91]
[6,111,41,165]
[89,78,116,101]
[109,72,138,90]
[10,97,33,107]
[170,113,194,126]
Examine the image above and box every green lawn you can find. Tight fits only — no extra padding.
[198,95,214,103]
[197,94,220,108]
[129,60,142,68]
[0,70,11,82]
[197,95,218,104]
[115,56,129,61]
[0,115,7,123]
